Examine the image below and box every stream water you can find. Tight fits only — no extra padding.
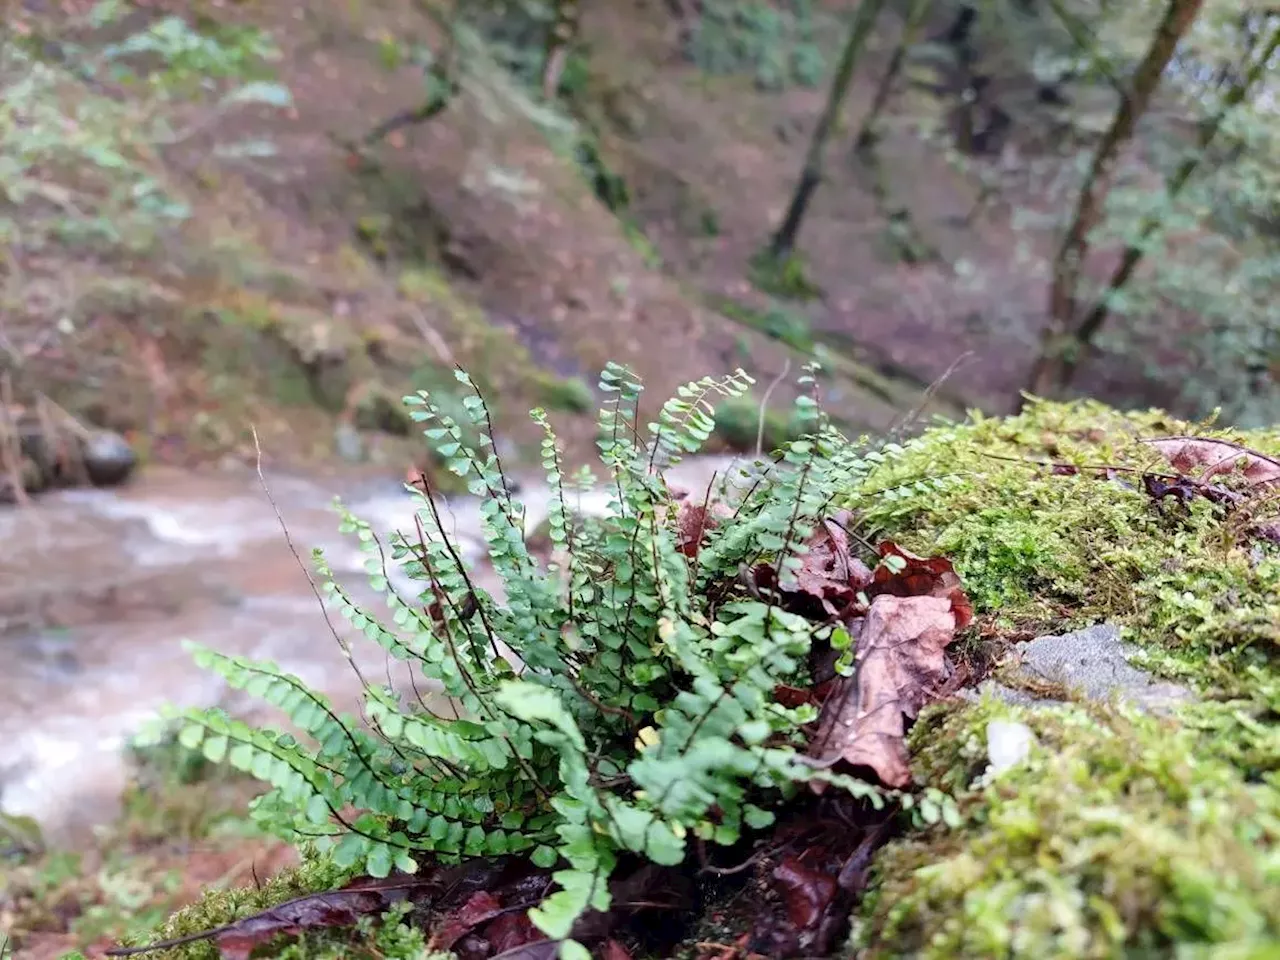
[0,456,739,845]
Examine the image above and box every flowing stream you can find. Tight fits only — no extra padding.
[0,456,740,845]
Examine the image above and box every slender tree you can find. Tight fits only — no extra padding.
[542,0,580,99]
[768,0,889,260]
[1052,21,1280,390]
[1023,0,1204,401]
[855,0,933,155]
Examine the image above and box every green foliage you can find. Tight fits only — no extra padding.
[748,251,822,302]
[0,2,290,254]
[686,0,828,90]
[166,362,957,945]
[857,695,1280,957]
[711,394,807,453]
[535,372,596,414]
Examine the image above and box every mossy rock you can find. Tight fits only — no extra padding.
[847,398,1280,958]
[854,696,1280,958]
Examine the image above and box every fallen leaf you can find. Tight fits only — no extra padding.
[1251,522,1280,545]
[808,594,958,789]
[772,683,817,709]
[771,857,837,933]
[482,910,544,954]
[784,510,874,615]
[1142,436,1280,487]
[675,497,733,558]
[430,890,506,952]
[871,542,973,629]
[600,940,635,960]
[1142,473,1240,507]
[107,863,503,960]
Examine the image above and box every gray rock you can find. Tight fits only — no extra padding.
[334,423,365,463]
[83,430,137,487]
[998,623,1195,714]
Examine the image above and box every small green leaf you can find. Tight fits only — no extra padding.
[366,843,393,879]
[531,845,560,869]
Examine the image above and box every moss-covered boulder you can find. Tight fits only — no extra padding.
[847,398,1280,958]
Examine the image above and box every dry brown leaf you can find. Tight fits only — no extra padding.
[871,541,973,628]
[789,510,873,614]
[808,594,958,789]
[771,857,838,934]
[1142,436,1280,487]
[674,497,733,558]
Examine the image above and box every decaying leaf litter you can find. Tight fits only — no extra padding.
[103,427,1280,959]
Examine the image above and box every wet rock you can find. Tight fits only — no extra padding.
[83,430,137,487]
[966,624,1196,714]
[986,719,1035,774]
[334,422,365,462]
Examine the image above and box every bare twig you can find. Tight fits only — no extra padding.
[888,351,973,441]
[251,425,369,690]
[755,358,792,459]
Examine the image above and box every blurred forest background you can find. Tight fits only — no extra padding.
[1,0,1277,478]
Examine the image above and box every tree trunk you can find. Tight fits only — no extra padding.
[855,0,932,155]
[769,0,889,260]
[1023,0,1203,403]
[542,0,579,99]
[1054,22,1280,391]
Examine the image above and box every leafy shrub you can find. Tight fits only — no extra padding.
[157,362,943,950]
[686,0,827,91]
[711,394,806,453]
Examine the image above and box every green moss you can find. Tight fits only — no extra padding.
[855,697,1280,958]
[850,399,1280,958]
[710,394,805,453]
[748,250,822,301]
[121,851,351,960]
[856,399,1280,692]
[533,372,596,414]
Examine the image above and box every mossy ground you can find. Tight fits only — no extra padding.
[846,399,1280,958]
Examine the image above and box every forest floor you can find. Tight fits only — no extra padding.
[4,0,1169,483]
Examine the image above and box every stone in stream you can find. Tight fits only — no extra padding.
[962,623,1196,714]
[82,430,137,487]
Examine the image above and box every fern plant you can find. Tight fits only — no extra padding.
[164,362,934,950]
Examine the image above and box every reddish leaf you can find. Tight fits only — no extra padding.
[601,940,635,960]
[785,510,874,615]
[1142,436,1280,487]
[808,594,958,789]
[430,890,505,952]
[871,541,973,629]
[483,910,543,954]
[675,498,733,558]
[771,857,837,933]
[773,684,816,708]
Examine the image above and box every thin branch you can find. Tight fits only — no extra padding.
[755,358,792,459]
[251,425,369,691]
